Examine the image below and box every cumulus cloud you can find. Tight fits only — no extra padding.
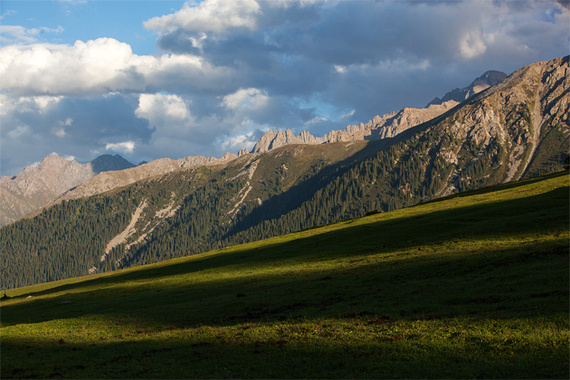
[0,38,240,97]
[223,88,268,110]
[136,93,191,123]
[144,0,261,34]
[106,141,135,154]
[0,39,143,95]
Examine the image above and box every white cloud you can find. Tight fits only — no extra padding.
[306,116,327,125]
[0,38,145,95]
[105,141,135,154]
[220,131,258,152]
[144,0,261,35]
[334,65,346,73]
[0,9,16,22]
[0,25,63,44]
[53,128,66,138]
[223,88,268,110]
[136,93,191,122]
[0,95,62,115]
[0,38,238,97]
[135,93,195,143]
[7,125,30,139]
[459,29,487,60]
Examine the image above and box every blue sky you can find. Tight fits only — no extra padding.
[1,0,569,176]
[1,0,182,54]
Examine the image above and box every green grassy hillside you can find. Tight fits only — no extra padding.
[1,171,568,379]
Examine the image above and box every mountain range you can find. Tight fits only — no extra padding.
[1,56,568,289]
[0,67,505,226]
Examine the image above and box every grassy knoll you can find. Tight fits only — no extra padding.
[1,171,568,379]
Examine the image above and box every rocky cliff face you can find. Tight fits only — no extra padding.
[0,155,95,225]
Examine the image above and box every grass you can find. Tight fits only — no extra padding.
[1,171,568,378]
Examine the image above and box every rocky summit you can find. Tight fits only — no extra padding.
[0,154,134,225]
[426,70,508,106]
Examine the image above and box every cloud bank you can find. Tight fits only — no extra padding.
[1,0,568,175]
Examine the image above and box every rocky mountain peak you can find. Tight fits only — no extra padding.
[90,154,135,174]
[0,153,134,225]
[252,128,309,153]
[427,70,507,107]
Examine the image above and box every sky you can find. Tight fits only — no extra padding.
[0,0,568,176]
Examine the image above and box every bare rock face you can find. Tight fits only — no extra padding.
[178,152,239,168]
[252,129,311,153]
[430,56,569,195]
[353,100,460,140]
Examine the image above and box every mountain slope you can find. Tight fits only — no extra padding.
[1,56,568,289]
[1,171,568,379]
